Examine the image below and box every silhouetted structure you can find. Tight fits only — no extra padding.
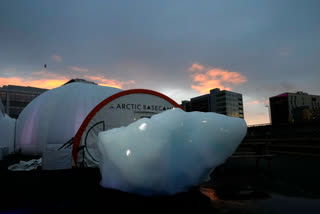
[63,78,97,85]
[180,88,244,119]
[180,100,191,112]
[0,85,48,118]
[270,91,320,125]
[0,99,4,116]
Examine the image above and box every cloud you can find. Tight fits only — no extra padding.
[84,75,135,89]
[189,63,204,72]
[69,66,89,73]
[246,100,260,105]
[0,77,68,89]
[0,66,136,90]
[51,55,62,63]
[0,73,135,90]
[0,69,69,89]
[189,63,247,94]
[245,99,269,106]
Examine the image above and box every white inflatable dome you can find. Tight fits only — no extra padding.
[15,82,122,155]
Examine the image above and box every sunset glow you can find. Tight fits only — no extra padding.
[0,77,68,89]
[1,0,318,127]
[0,74,136,90]
[246,100,260,105]
[189,63,204,72]
[84,75,135,89]
[189,63,247,94]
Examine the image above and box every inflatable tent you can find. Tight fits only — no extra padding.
[15,83,121,169]
[15,82,181,169]
[73,89,182,167]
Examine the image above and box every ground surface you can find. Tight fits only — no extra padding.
[0,155,216,213]
[2,154,319,214]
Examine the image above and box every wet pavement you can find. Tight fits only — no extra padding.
[1,154,320,214]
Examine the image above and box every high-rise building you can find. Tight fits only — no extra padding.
[181,88,244,118]
[0,98,4,116]
[270,91,320,124]
[0,85,48,118]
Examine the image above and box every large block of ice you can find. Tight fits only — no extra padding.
[98,108,247,196]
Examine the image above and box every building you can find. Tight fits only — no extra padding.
[180,100,191,112]
[0,85,48,118]
[269,91,320,124]
[0,98,4,115]
[181,88,244,119]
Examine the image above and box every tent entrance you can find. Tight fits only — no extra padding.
[80,121,105,167]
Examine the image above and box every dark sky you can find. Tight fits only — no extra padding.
[1,0,319,124]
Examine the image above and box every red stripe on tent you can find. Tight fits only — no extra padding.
[72,89,182,165]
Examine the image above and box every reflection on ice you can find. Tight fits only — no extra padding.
[138,123,147,131]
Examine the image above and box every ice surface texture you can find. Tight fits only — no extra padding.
[16,83,121,155]
[98,108,247,196]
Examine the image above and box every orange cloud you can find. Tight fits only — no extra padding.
[246,100,260,105]
[0,77,68,89]
[1,65,136,90]
[189,63,204,72]
[69,66,88,73]
[245,99,269,106]
[189,63,247,94]
[84,75,135,89]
